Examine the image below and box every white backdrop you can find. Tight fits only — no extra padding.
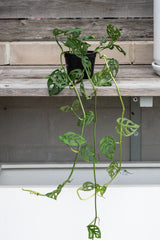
[0,186,160,240]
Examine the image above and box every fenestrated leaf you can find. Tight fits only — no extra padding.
[45,184,62,200]
[59,132,86,146]
[60,105,71,112]
[114,44,126,56]
[92,68,112,87]
[108,58,119,78]
[107,161,120,179]
[115,118,140,137]
[80,81,91,100]
[81,144,98,163]
[87,224,101,239]
[71,99,80,111]
[47,69,69,96]
[81,56,91,77]
[69,69,84,83]
[98,185,107,196]
[107,24,121,41]
[53,28,66,37]
[82,181,95,191]
[64,37,89,58]
[64,28,83,38]
[77,111,94,128]
[100,136,116,159]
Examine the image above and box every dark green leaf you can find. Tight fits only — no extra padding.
[71,99,79,111]
[64,37,89,58]
[108,58,119,78]
[81,144,98,163]
[114,44,126,56]
[53,28,66,37]
[60,105,71,112]
[47,69,68,96]
[107,24,121,41]
[69,69,84,83]
[107,161,120,179]
[87,224,101,239]
[115,118,140,137]
[64,28,83,38]
[82,181,95,191]
[80,80,95,100]
[100,136,116,159]
[59,132,86,146]
[81,56,91,77]
[77,111,94,127]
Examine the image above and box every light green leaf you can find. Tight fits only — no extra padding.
[77,111,94,128]
[107,161,120,179]
[100,136,116,159]
[81,144,98,163]
[60,105,71,112]
[59,132,86,146]
[71,99,79,111]
[115,118,140,137]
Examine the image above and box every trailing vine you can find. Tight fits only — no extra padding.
[23,24,140,239]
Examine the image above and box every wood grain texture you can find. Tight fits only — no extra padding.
[0,65,159,97]
[0,18,153,41]
[0,0,153,18]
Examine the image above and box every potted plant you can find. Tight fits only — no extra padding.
[24,24,139,239]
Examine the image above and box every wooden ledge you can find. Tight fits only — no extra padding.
[0,65,159,97]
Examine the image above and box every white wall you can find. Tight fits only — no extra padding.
[0,186,160,240]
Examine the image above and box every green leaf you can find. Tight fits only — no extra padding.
[115,118,140,137]
[64,28,83,38]
[107,24,121,41]
[87,224,101,239]
[47,69,68,96]
[64,37,89,58]
[45,184,62,200]
[69,69,84,83]
[82,181,95,191]
[107,161,120,179]
[81,35,96,40]
[80,81,91,100]
[60,105,71,112]
[108,58,119,78]
[114,44,126,56]
[77,111,94,127]
[59,132,86,146]
[71,99,79,111]
[100,136,116,159]
[98,185,107,196]
[81,56,91,77]
[92,68,112,87]
[53,28,66,37]
[81,144,98,163]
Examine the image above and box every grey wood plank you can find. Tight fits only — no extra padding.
[0,0,153,18]
[0,65,155,79]
[0,65,159,97]
[0,18,153,41]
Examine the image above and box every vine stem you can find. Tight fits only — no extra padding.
[103,55,125,168]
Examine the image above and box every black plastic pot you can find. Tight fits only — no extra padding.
[64,51,96,79]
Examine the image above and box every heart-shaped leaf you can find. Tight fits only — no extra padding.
[87,224,101,239]
[115,118,140,137]
[100,136,116,159]
[77,111,94,128]
[71,99,79,111]
[59,132,86,146]
[60,105,71,112]
[81,144,98,163]
[107,24,121,41]
[107,161,120,179]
